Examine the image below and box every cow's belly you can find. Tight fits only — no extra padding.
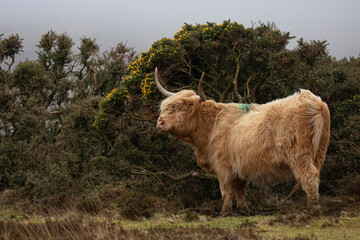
[232,147,293,186]
[245,162,293,186]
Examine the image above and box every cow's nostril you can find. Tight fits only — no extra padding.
[157,119,165,129]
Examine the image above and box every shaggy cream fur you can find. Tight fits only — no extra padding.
[157,88,330,216]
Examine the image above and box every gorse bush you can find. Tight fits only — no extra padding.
[118,21,295,103]
[332,95,360,131]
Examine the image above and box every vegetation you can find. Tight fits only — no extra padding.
[0,21,359,238]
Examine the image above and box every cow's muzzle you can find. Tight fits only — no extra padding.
[157,117,165,130]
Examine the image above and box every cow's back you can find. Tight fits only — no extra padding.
[215,90,325,186]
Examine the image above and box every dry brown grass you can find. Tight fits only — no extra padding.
[0,216,261,240]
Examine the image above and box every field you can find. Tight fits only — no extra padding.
[1,199,359,240]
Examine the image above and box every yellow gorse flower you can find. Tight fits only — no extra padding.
[94,86,129,129]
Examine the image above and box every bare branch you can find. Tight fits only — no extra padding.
[220,80,232,103]
[233,62,242,102]
[245,75,253,103]
[7,56,15,81]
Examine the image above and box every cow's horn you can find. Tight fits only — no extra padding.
[154,67,175,97]
[198,72,207,102]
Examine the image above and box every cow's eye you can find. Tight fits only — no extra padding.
[180,108,185,112]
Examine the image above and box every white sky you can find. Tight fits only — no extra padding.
[1,0,360,63]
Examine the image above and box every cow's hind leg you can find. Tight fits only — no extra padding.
[293,109,325,216]
[293,151,321,215]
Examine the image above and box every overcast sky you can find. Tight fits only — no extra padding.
[1,0,360,63]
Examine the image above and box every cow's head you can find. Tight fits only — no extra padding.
[155,68,206,139]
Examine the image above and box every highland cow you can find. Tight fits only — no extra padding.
[155,68,330,216]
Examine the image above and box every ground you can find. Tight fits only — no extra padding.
[1,202,360,240]
[1,189,359,239]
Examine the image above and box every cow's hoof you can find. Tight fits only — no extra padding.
[236,206,250,216]
[308,205,321,218]
[220,209,232,217]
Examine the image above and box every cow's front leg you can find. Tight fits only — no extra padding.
[233,178,249,215]
[218,174,235,216]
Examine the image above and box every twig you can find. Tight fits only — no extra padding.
[233,62,242,102]
[119,161,204,186]
[246,186,262,210]
[281,182,301,205]
[330,140,360,152]
[0,68,7,83]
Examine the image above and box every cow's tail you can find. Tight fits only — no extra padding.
[283,90,330,203]
[306,91,330,171]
